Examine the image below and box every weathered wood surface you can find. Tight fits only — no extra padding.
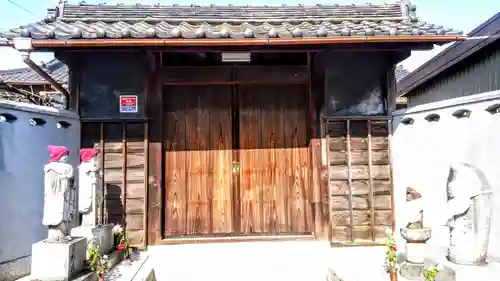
[234,66,308,84]
[331,225,390,242]
[329,165,390,180]
[330,180,391,196]
[330,194,392,210]
[146,65,162,245]
[238,84,311,235]
[161,66,308,84]
[330,210,392,226]
[91,122,147,246]
[162,67,231,83]
[163,83,312,237]
[103,166,144,183]
[329,150,389,165]
[164,85,234,236]
[326,120,393,244]
[328,137,389,151]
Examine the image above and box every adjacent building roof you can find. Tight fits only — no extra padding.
[0,59,68,86]
[0,1,462,41]
[398,12,500,96]
[395,65,410,82]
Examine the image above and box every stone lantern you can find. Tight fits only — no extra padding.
[399,227,432,280]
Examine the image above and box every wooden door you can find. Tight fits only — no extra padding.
[238,84,312,235]
[164,85,234,236]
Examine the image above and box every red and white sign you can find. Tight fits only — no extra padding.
[119,95,138,113]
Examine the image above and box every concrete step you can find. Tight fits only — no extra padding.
[147,242,393,281]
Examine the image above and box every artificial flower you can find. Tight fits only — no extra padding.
[112,224,124,235]
[385,228,393,236]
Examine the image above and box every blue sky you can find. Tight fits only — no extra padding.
[0,0,499,71]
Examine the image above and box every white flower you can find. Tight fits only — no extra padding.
[436,264,444,271]
[113,224,124,235]
[385,228,393,236]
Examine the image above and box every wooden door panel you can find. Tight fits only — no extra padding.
[283,88,311,233]
[164,85,233,237]
[238,84,312,235]
[164,88,188,236]
[239,88,264,234]
[209,87,233,233]
[185,89,211,235]
[259,86,287,234]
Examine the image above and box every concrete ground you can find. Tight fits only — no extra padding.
[146,241,392,281]
[125,241,500,281]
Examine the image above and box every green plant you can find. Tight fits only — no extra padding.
[112,224,131,258]
[88,240,107,277]
[423,264,442,281]
[384,228,398,273]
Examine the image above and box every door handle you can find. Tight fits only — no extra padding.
[232,161,240,173]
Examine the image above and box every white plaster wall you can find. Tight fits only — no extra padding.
[391,90,500,262]
[0,100,80,279]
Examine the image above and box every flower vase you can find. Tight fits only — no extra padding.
[99,273,105,281]
[389,271,398,281]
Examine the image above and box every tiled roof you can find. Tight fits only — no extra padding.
[395,65,410,82]
[399,12,500,96]
[0,1,462,40]
[0,59,68,86]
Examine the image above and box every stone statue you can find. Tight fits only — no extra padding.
[399,187,432,280]
[43,145,76,241]
[404,187,424,229]
[71,147,113,256]
[444,162,493,265]
[78,148,102,227]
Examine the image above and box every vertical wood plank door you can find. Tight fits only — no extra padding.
[164,85,234,237]
[238,84,312,235]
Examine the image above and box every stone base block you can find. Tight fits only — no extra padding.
[400,261,425,281]
[71,224,113,255]
[406,243,426,264]
[105,250,124,269]
[30,237,87,281]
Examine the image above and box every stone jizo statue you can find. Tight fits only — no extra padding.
[43,145,76,242]
[78,148,102,227]
[402,187,424,229]
[444,162,493,265]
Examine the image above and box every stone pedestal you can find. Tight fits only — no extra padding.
[31,237,87,281]
[71,224,113,256]
[407,243,426,264]
[400,261,425,280]
[400,227,432,281]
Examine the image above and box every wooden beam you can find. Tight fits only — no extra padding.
[143,122,149,248]
[27,36,466,48]
[325,125,332,242]
[346,120,355,242]
[367,120,376,242]
[122,122,127,228]
[161,66,308,85]
[146,53,163,245]
[99,122,105,224]
[160,235,314,245]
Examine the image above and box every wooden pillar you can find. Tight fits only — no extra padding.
[146,52,163,245]
[386,64,397,232]
[308,52,329,240]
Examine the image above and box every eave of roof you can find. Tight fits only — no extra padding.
[0,59,68,86]
[0,1,463,47]
[398,12,500,96]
